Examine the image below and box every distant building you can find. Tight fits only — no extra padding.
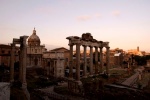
[26,28,47,67]
[43,47,69,78]
[0,44,19,67]
[114,52,123,66]
[147,60,150,67]
[145,60,150,72]
[114,48,124,66]
[103,48,124,67]
[128,46,143,56]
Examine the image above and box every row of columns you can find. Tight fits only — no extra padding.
[69,44,110,81]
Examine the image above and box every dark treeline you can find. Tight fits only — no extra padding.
[134,55,150,66]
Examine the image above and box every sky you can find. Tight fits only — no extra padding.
[0,0,150,52]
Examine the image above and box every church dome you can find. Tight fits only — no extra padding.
[28,28,41,46]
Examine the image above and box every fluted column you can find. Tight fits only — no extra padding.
[10,43,15,82]
[106,47,110,74]
[76,43,80,81]
[69,44,73,79]
[83,45,87,77]
[95,47,98,75]
[89,46,93,75]
[100,47,103,73]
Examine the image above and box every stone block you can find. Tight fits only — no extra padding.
[0,82,10,100]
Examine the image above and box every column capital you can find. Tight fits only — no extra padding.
[99,47,103,49]
[20,36,28,47]
[11,43,15,47]
[20,35,29,41]
[68,43,74,46]
[106,47,110,49]
[89,45,93,48]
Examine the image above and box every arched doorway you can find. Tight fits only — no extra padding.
[34,58,38,66]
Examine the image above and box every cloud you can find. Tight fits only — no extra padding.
[112,10,121,16]
[77,15,91,21]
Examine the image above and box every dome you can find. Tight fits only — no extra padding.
[28,28,41,46]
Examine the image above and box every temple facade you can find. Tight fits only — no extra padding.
[67,33,110,81]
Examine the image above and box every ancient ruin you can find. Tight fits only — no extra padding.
[10,36,30,100]
[66,33,110,92]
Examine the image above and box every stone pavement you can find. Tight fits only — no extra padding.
[121,66,144,86]
[121,72,139,86]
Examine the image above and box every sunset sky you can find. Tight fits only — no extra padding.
[0,0,150,52]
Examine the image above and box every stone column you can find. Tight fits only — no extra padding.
[19,36,30,100]
[10,43,15,82]
[22,38,27,87]
[106,47,110,74]
[100,47,103,73]
[19,47,23,82]
[69,44,73,79]
[89,46,93,76]
[17,37,27,85]
[76,43,80,81]
[95,47,98,75]
[83,45,87,78]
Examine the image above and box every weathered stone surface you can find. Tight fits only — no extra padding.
[0,82,10,100]
[10,35,30,100]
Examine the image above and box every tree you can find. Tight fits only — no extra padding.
[134,55,149,66]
